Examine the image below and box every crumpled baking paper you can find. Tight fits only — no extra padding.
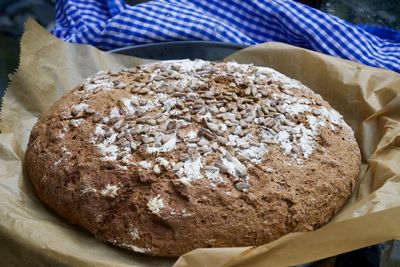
[1,19,399,267]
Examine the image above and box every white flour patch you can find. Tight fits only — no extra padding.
[129,228,140,240]
[109,107,121,118]
[186,130,198,139]
[147,195,165,216]
[68,119,84,127]
[180,157,203,183]
[204,166,223,184]
[100,184,120,198]
[84,75,113,91]
[275,130,292,155]
[138,161,152,169]
[147,134,177,154]
[71,103,89,112]
[156,157,170,167]
[119,243,150,253]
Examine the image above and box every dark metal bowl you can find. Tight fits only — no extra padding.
[110,41,248,61]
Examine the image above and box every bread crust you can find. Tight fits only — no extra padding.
[25,60,361,257]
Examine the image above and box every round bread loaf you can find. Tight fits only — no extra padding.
[25,60,361,257]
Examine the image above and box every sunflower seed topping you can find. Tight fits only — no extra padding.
[84,60,349,191]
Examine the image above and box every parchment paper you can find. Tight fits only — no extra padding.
[1,19,399,267]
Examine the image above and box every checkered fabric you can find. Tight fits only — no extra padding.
[52,0,400,72]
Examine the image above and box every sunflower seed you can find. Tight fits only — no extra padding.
[249,140,258,146]
[284,119,297,127]
[199,128,214,140]
[162,121,174,131]
[145,119,157,126]
[116,83,126,89]
[135,110,146,117]
[225,120,236,127]
[193,104,204,111]
[143,137,155,144]
[153,165,161,174]
[123,132,133,142]
[215,160,228,173]
[153,116,166,124]
[215,113,225,119]
[96,135,105,143]
[131,87,140,93]
[251,86,258,97]
[193,116,202,123]
[173,162,184,171]
[176,121,185,129]
[216,136,227,145]
[235,112,242,120]
[160,135,171,144]
[138,99,147,106]
[244,116,253,123]
[120,140,130,147]
[239,143,250,149]
[215,102,224,108]
[104,130,113,138]
[130,141,138,150]
[153,75,162,81]
[264,117,275,127]
[129,127,140,135]
[124,114,137,121]
[283,89,294,96]
[198,146,211,154]
[135,82,146,88]
[117,132,125,140]
[179,154,190,161]
[115,137,127,145]
[108,117,119,124]
[259,90,269,97]
[71,109,80,117]
[225,151,234,161]
[188,137,201,143]
[172,92,186,97]
[235,182,250,191]
[117,151,129,160]
[254,77,263,85]
[209,142,218,150]
[84,108,95,115]
[179,114,192,121]
[268,107,277,113]
[194,98,205,105]
[197,139,208,146]
[128,98,139,106]
[206,122,219,132]
[113,122,123,131]
[260,105,269,115]
[187,143,197,149]
[138,88,150,95]
[219,107,227,113]
[177,106,188,113]
[236,153,250,162]
[189,150,200,160]
[240,120,248,128]
[261,138,275,144]
[92,114,102,123]
[256,107,264,118]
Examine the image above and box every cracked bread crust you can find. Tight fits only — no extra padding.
[25,60,361,257]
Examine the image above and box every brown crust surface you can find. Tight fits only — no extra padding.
[25,60,361,257]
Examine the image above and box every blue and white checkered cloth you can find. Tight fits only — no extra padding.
[52,0,400,73]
